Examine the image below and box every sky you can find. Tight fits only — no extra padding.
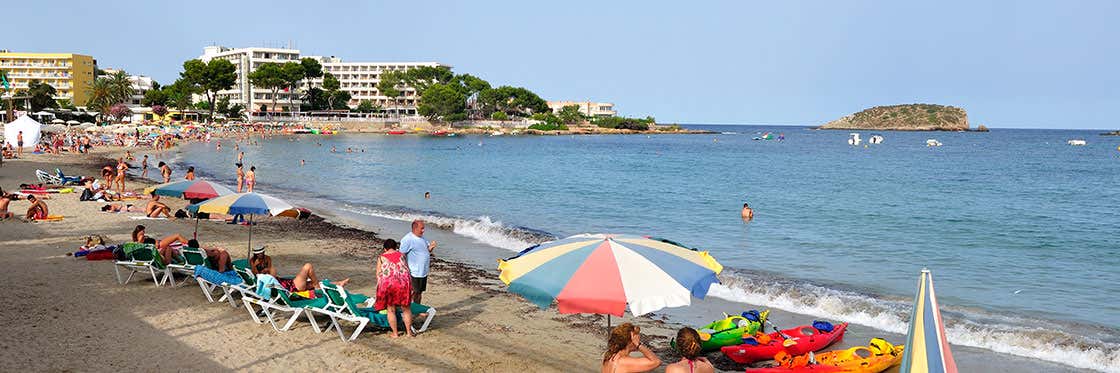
[5,0,1118,129]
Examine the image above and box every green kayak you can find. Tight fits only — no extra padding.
[674,310,770,352]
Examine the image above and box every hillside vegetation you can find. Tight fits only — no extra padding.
[820,104,969,131]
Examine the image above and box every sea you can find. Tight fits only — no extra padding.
[164,125,1119,372]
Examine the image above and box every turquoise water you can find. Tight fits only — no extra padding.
[172,126,1119,371]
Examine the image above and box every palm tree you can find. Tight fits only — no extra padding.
[106,71,134,105]
[85,78,114,122]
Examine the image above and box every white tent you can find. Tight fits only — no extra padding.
[4,115,43,149]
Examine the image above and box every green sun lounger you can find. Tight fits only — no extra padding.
[114,243,172,286]
[308,280,436,342]
[241,278,330,332]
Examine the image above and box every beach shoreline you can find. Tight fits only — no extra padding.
[0,140,1107,372]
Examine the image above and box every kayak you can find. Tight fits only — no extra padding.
[387,130,407,135]
[722,322,849,364]
[674,310,769,352]
[746,338,904,373]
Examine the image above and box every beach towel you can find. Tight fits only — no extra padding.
[195,265,243,286]
[86,250,116,261]
[35,215,64,222]
[129,216,167,220]
[255,274,280,300]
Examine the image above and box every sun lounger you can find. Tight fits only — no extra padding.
[35,169,62,184]
[113,243,173,286]
[308,280,436,342]
[193,265,242,306]
[55,168,83,185]
[241,281,328,332]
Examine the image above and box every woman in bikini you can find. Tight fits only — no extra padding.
[185,166,195,181]
[114,158,128,193]
[601,323,661,373]
[666,327,714,373]
[245,166,256,192]
[235,163,245,193]
[249,247,347,292]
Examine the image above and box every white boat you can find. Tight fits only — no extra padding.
[869,135,884,144]
[926,139,943,147]
[1067,139,1087,146]
[490,131,504,136]
[848,133,862,146]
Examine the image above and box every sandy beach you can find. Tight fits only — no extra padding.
[0,148,695,372]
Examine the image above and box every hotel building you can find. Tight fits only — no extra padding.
[0,51,97,106]
[547,100,617,117]
[305,56,447,115]
[198,45,303,115]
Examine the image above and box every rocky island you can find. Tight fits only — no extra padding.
[819,104,970,131]
[1101,130,1120,136]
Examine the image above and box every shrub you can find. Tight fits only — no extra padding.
[490,111,509,120]
[592,116,652,131]
[528,123,568,131]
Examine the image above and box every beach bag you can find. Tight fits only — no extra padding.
[80,188,94,201]
[112,245,128,261]
[174,209,188,219]
[813,321,834,333]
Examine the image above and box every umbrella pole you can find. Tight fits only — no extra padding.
[193,216,200,239]
[247,214,254,260]
[607,315,611,330]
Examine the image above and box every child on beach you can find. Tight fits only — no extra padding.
[141,155,149,178]
[374,239,414,338]
[601,323,661,373]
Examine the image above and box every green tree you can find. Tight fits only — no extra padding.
[216,96,231,119]
[56,99,76,110]
[321,72,341,110]
[181,59,237,121]
[281,62,306,114]
[376,71,404,114]
[300,58,323,80]
[399,66,454,94]
[490,111,508,120]
[24,80,60,112]
[450,73,491,97]
[417,83,466,121]
[356,99,376,113]
[164,78,195,119]
[301,87,328,111]
[557,104,585,124]
[106,70,134,104]
[85,78,113,118]
[142,88,168,107]
[248,62,286,116]
[330,90,351,110]
[225,103,244,119]
[477,86,549,117]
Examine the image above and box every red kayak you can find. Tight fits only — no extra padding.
[722,322,848,364]
[387,130,407,135]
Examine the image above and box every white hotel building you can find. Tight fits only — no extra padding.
[199,46,446,118]
[199,46,303,115]
[305,56,447,116]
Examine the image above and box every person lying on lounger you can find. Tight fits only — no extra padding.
[145,193,173,219]
[101,203,136,213]
[250,246,349,292]
[131,224,187,265]
[25,195,49,220]
[186,239,232,272]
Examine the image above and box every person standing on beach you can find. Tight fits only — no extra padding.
[238,151,244,163]
[159,162,172,183]
[140,155,149,178]
[17,131,24,157]
[399,220,437,304]
[185,166,196,181]
[374,239,414,338]
[115,157,128,193]
[236,163,245,192]
[245,166,256,192]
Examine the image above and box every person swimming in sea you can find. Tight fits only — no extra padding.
[741,203,754,220]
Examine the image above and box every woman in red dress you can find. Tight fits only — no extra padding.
[374,239,414,338]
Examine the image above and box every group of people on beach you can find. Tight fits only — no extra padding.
[0,187,48,221]
[602,323,714,373]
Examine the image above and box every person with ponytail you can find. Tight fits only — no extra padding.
[666,327,714,373]
[601,323,661,373]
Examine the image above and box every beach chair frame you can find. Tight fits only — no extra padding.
[35,169,62,184]
[309,281,436,342]
[241,283,322,332]
[113,243,173,287]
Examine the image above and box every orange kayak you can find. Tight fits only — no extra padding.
[745,338,904,373]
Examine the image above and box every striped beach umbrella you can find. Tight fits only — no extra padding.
[901,269,958,373]
[144,179,235,200]
[498,234,723,317]
[187,193,301,259]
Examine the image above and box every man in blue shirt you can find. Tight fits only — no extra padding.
[399,219,437,304]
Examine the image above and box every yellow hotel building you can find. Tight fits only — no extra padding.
[0,51,96,106]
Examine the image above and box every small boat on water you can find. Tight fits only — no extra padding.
[926,139,942,147]
[387,130,407,135]
[868,135,884,144]
[490,131,504,136]
[848,133,862,146]
[1067,139,1087,146]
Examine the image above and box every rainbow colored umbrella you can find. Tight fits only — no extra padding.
[187,193,301,259]
[498,234,723,317]
[901,269,958,373]
[144,179,235,200]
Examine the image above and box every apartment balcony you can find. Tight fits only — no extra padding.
[0,62,72,69]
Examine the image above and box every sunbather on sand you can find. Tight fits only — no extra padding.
[131,225,186,265]
[187,239,232,272]
[145,193,173,219]
[0,188,17,220]
[101,203,136,213]
[25,195,49,220]
[250,246,348,292]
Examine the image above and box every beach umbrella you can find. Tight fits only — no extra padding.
[50,118,64,124]
[187,192,301,259]
[42,124,67,133]
[145,179,236,237]
[66,120,80,125]
[900,269,958,373]
[80,122,94,126]
[498,233,723,322]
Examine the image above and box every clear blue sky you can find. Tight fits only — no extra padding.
[5,1,1117,129]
